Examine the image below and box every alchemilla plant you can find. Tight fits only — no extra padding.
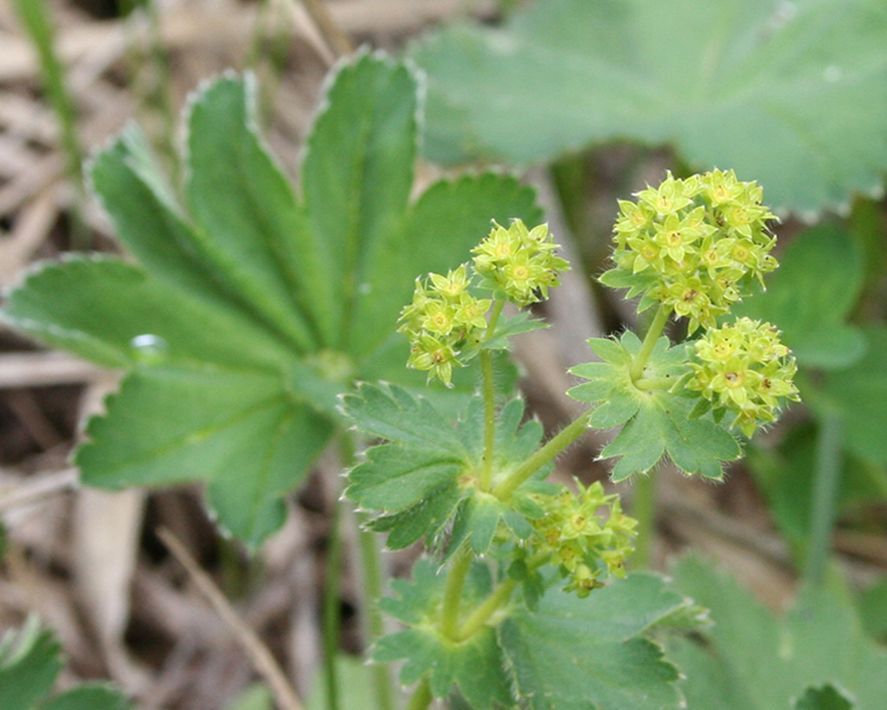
[343,169,800,709]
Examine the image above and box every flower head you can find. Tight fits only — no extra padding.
[605,170,778,332]
[529,480,637,597]
[472,220,569,307]
[687,317,799,436]
[398,220,567,385]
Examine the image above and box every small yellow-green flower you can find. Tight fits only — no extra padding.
[407,334,458,386]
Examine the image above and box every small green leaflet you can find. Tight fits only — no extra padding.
[344,384,552,553]
[373,558,512,710]
[568,332,740,480]
[413,0,887,214]
[498,573,698,710]
[0,617,131,710]
[1,53,540,545]
[669,555,887,710]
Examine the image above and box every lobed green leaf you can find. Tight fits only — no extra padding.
[374,559,510,710]
[0,617,131,710]
[1,52,542,545]
[499,574,693,710]
[414,0,887,213]
[77,366,334,547]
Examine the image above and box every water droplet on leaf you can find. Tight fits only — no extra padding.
[130,334,168,364]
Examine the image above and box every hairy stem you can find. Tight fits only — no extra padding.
[322,498,343,710]
[342,435,394,710]
[804,413,844,586]
[629,305,671,382]
[486,298,506,334]
[355,512,394,710]
[479,299,505,490]
[479,349,497,489]
[404,677,432,710]
[440,545,473,640]
[493,410,592,500]
[455,550,548,642]
[455,579,517,642]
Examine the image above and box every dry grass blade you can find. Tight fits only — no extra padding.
[157,527,304,710]
[300,0,354,57]
[0,467,78,513]
[0,352,103,388]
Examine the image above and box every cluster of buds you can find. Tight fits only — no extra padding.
[610,170,778,332]
[472,220,569,307]
[687,317,800,437]
[529,481,637,597]
[398,220,568,385]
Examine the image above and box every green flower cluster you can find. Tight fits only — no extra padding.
[398,265,491,386]
[687,317,800,437]
[398,220,568,385]
[530,481,637,597]
[472,220,569,307]
[609,170,778,332]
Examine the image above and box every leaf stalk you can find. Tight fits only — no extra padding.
[493,410,592,500]
[440,544,473,640]
[629,304,671,382]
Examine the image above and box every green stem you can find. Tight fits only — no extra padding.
[487,298,506,334]
[440,545,473,640]
[341,435,394,710]
[404,677,432,710]
[455,578,517,642]
[630,473,657,569]
[479,299,505,490]
[632,377,674,391]
[322,498,343,710]
[804,413,844,586]
[355,510,394,710]
[629,305,671,382]
[455,550,548,642]
[494,410,592,500]
[479,349,497,489]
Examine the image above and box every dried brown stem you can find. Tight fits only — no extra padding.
[157,527,304,710]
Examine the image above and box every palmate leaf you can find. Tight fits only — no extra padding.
[569,332,739,481]
[669,555,887,710]
[1,53,540,544]
[375,566,696,710]
[373,558,511,710]
[344,385,550,552]
[0,617,130,710]
[499,573,697,710]
[413,0,887,214]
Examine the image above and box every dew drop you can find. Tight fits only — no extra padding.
[130,334,168,363]
[358,282,372,295]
